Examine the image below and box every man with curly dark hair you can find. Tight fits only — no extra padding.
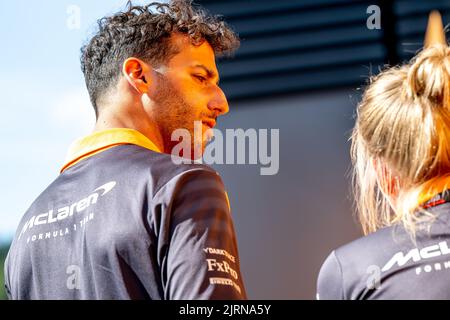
[4,0,246,300]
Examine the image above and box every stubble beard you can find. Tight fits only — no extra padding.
[153,74,201,158]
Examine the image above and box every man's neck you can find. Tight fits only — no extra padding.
[94,113,165,153]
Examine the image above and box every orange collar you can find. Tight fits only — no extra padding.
[417,174,450,207]
[61,128,162,173]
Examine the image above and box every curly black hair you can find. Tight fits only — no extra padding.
[81,0,240,115]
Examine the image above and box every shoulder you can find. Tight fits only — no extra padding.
[146,153,224,199]
[317,225,408,299]
[316,250,344,299]
[92,144,223,197]
[334,225,406,266]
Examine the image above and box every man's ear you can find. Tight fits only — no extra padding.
[122,58,151,94]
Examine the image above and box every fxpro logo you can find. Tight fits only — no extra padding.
[382,241,450,272]
[18,182,116,239]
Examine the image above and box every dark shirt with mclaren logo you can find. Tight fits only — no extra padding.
[317,200,450,300]
[4,145,246,300]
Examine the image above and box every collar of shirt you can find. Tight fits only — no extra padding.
[417,174,450,208]
[61,128,162,173]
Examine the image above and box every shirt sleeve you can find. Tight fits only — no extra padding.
[161,168,247,300]
[4,284,11,300]
[317,250,345,300]
[4,255,12,300]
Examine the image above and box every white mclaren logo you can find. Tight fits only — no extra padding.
[382,241,450,272]
[93,181,116,196]
[19,181,117,239]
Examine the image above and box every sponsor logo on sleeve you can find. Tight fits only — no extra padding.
[203,247,242,295]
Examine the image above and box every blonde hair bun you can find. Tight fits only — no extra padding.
[407,44,450,105]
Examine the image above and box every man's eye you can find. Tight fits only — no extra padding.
[194,75,207,83]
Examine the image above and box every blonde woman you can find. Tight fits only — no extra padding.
[317,12,450,299]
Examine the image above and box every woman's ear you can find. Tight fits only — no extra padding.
[122,58,151,94]
[373,158,400,198]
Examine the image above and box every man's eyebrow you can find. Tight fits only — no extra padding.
[192,64,220,84]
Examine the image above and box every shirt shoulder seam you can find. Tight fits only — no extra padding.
[152,166,219,201]
[331,250,346,300]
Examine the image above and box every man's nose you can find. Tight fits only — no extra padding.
[208,86,229,116]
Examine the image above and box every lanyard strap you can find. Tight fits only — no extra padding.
[422,189,450,209]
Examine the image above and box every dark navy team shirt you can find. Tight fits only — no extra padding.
[317,200,450,300]
[4,144,246,300]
